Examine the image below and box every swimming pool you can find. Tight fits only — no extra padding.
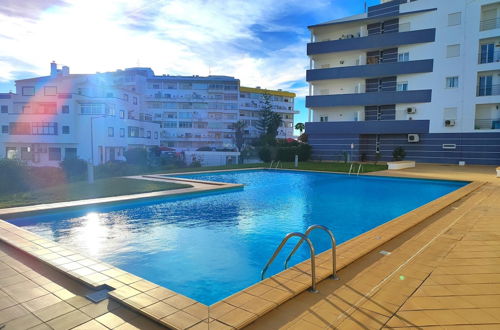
[7,170,467,305]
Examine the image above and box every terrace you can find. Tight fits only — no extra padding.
[0,164,499,329]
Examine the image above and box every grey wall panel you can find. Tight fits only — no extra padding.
[307,29,436,55]
[306,60,433,81]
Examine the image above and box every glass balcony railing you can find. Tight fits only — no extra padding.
[477,84,500,96]
[474,118,500,130]
[480,17,500,31]
[478,50,500,64]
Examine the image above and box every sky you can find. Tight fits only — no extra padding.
[0,0,380,126]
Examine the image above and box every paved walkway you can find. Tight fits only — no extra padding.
[246,180,500,329]
[0,242,166,330]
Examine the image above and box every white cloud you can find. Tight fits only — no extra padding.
[0,0,339,98]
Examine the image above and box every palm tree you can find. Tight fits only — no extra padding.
[295,122,305,135]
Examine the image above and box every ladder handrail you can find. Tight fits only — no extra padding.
[261,232,318,292]
[275,160,281,169]
[269,160,274,169]
[348,163,354,175]
[284,225,339,280]
[356,163,363,176]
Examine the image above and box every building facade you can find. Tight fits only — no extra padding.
[110,68,240,151]
[239,87,297,141]
[0,63,160,166]
[1,64,298,166]
[306,0,500,165]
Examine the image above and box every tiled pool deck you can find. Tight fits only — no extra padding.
[0,164,498,329]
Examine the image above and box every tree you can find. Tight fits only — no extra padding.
[232,120,247,164]
[295,122,305,135]
[257,94,282,145]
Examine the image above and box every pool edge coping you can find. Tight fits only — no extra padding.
[0,169,485,329]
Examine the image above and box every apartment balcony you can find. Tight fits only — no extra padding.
[307,59,433,81]
[305,119,430,135]
[477,84,500,97]
[475,118,500,130]
[478,50,500,64]
[306,89,432,107]
[480,17,500,31]
[307,28,435,55]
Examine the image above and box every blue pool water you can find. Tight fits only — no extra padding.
[8,170,467,305]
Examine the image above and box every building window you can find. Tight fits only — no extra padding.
[119,110,125,119]
[9,122,31,135]
[22,86,35,96]
[6,147,17,159]
[179,121,193,128]
[154,132,158,139]
[397,82,409,91]
[0,105,7,113]
[120,128,125,137]
[446,76,459,88]
[31,122,58,135]
[123,94,129,101]
[81,103,105,114]
[398,52,409,62]
[163,121,177,128]
[446,44,460,58]
[20,147,33,161]
[133,96,138,105]
[108,127,114,137]
[64,148,77,160]
[48,147,61,161]
[44,86,57,96]
[320,116,328,122]
[448,12,461,26]
[128,126,140,137]
[1,125,7,133]
[62,126,70,134]
[146,131,151,139]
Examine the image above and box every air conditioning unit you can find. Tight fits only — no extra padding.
[406,107,416,114]
[408,134,420,143]
[444,119,456,127]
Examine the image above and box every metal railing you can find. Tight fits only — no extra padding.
[261,225,339,293]
[480,17,500,31]
[477,84,500,96]
[478,50,500,64]
[284,225,339,280]
[261,232,319,293]
[474,118,500,130]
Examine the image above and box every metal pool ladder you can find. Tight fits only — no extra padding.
[261,225,339,293]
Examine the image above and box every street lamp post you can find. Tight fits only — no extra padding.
[88,115,107,183]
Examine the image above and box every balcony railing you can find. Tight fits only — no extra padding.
[477,84,500,96]
[366,52,410,65]
[478,50,500,64]
[480,17,500,31]
[474,118,500,130]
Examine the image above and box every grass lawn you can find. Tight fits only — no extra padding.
[145,161,388,175]
[0,177,191,209]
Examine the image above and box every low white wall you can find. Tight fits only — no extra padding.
[184,151,240,166]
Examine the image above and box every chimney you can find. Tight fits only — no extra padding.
[50,61,58,76]
[62,66,70,76]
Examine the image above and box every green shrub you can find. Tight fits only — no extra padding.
[27,166,67,189]
[95,162,144,179]
[60,158,87,181]
[258,147,272,162]
[0,159,28,195]
[392,147,406,161]
[297,144,312,161]
[275,144,312,162]
[124,148,148,166]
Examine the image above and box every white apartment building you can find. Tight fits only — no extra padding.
[239,87,297,140]
[110,68,240,151]
[306,0,500,165]
[0,62,160,166]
